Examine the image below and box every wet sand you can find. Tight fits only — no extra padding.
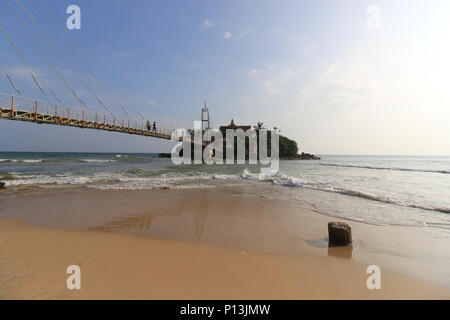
[0,187,449,299]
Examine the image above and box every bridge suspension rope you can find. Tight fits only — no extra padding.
[0,63,22,95]
[32,0,131,119]
[1,3,67,105]
[11,0,117,116]
[34,0,146,121]
[0,20,53,106]
[0,0,155,128]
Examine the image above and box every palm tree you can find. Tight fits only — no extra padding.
[254,121,265,130]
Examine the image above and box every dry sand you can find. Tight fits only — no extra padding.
[0,187,449,299]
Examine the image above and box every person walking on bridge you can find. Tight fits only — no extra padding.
[153,121,157,131]
[146,120,151,131]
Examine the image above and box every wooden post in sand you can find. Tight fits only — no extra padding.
[328,222,352,247]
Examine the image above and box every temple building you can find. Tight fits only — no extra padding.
[219,119,251,132]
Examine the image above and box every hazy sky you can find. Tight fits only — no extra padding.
[0,0,449,155]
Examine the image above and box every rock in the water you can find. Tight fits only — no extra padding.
[298,152,320,160]
[280,152,321,160]
[0,182,5,189]
[328,222,352,247]
[158,153,172,158]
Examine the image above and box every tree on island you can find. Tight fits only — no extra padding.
[254,121,266,131]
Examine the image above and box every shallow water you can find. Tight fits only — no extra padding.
[1,152,449,230]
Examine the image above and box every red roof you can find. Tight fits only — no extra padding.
[219,119,251,132]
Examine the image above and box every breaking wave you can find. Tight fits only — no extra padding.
[0,159,46,163]
[320,163,450,174]
[79,159,117,163]
[239,170,450,215]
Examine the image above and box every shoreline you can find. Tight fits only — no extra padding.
[0,187,449,299]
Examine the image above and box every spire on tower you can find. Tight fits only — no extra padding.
[201,100,211,133]
[201,100,211,131]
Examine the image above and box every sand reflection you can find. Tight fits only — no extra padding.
[327,245,353,259]
[89,214,155,233]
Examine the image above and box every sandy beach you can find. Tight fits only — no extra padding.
[0,187,449,299]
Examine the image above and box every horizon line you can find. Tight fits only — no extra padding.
[0,150,449,157]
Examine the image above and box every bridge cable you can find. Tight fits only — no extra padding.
[31,0,133,120]
[3,1,89,107]
[2,5,76,106]
[0,5,64,104]
[35,0,146,121]
[14,0,130,120]
[3,0,87,108]
[0,20,53,106]
[12,0,120,119]
[33,0,136,120]
[0,63,22,95]
[10,0,112,115]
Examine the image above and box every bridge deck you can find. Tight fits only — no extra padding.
[0,106,174,140]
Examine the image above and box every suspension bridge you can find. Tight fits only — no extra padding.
[0,92,175,139]
[0,0,181,142]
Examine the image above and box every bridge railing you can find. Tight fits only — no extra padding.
[0,92,38,113]
[0,92,175,136]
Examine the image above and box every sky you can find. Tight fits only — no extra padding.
[0,0,449,155]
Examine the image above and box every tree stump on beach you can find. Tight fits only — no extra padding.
[328,222,352,247]
[0,182,5,189]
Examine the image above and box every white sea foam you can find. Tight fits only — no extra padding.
[0,159,45,163]
[212,174,239,180]
[21,159,44,163]
[320,163,450,174]
[3,171,230,191]
[239,169,276,181]
[273,175,303,187]
[79,159,116,163]
[3,153,449,230]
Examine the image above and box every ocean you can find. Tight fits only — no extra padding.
[1,152,449,230]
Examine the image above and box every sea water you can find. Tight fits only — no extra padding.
[0,152,449,230]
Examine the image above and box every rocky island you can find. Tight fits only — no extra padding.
[158,130,320,161]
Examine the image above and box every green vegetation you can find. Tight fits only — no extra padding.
[219,126,300,160]
[172,122,318,161]
[279,134,299,158]
[253,124,299,158]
